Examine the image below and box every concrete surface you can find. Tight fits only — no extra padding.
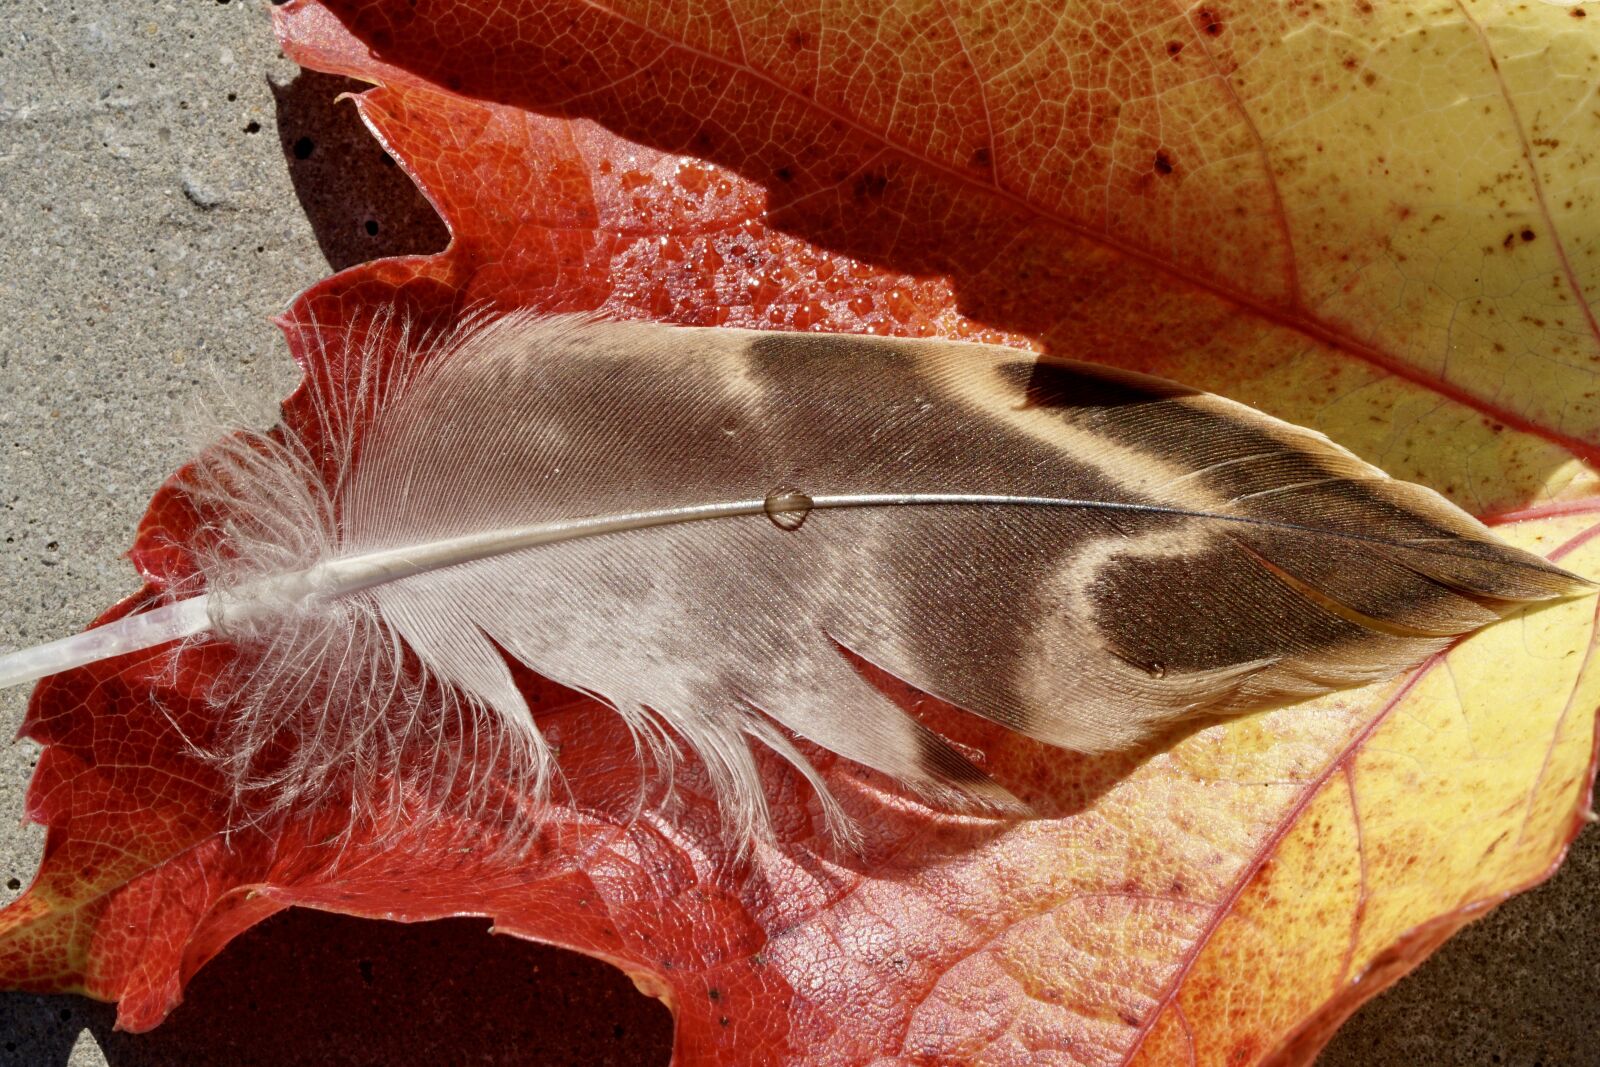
[0,2,1592,1064]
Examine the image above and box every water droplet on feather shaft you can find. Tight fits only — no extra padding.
[763,488,814,531]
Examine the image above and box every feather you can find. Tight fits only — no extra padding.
[0,312,1587,846]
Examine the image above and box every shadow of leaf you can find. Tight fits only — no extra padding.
[1,910,672,1067]
[270,69,450,272]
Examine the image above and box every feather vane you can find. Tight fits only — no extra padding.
[0,313,1584,845]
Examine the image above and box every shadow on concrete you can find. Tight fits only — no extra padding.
[0,991,98,1066]
[0,909,672,1067]
[269,69,450,273]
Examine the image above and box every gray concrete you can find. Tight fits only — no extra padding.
[0,2,1592,1064]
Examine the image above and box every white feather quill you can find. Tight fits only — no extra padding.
[0,312,1585,846]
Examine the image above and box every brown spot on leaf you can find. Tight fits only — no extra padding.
[853,170,889,201]
[1154,150,1175,176]
[1197,8,1224,35]
[1229,1037,1263,1066]
[1166,40,1184,57]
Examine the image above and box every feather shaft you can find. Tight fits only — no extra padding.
[0,596,211,690]
[11,489,1573,693]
